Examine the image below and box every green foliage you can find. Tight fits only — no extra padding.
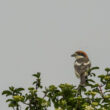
[2,67,110,110]
[2,73,49,110]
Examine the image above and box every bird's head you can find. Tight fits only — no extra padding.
[71,50,88,59]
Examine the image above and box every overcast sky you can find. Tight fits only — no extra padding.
[1,0,110,110]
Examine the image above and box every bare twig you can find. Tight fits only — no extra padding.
[98,85,104,98]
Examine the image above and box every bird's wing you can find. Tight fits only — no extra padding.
[74,58,91,75]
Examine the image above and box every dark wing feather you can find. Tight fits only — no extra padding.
[74,58,91,75]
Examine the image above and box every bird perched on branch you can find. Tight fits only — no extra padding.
[71,50,91,86]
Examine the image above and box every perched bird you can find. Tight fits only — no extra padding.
[71,50,91,86]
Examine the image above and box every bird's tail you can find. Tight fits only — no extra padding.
[80,73,87,86]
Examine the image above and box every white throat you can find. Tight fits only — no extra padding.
[75,55,84,59]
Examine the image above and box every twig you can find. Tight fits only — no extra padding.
[98,85,104,98]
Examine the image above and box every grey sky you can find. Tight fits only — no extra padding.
[1,0,110,110]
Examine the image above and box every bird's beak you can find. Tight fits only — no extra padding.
[71,53,76,57]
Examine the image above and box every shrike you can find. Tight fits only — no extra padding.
[71,50,91,86]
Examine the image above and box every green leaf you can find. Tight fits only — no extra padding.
[33,81,36,85]
[25,107,29,110]
[15,88,24,92]
[6,99,13,102]
[87,79,95,83]
[105,83,110,89]
[9,86,14,91]
[98,75,105,78]
[33,72,41,78]
[2,90,12,96]
[49,85,57,91]
[89,67,99,73]
[91,73,96,77]
[105,68,110,72]
[28,87,34,90]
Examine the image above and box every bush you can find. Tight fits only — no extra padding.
[2,67,110,110]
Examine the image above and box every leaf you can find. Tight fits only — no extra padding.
[105,68,110,72]
[9,86,14,91]
[105,83,110,89]
[98,75,105,78]
[15,88,24,92]
[89,67,99,73]
[33,72,41,78]
[2,90,12,96]
[28,87,34,90]
[87,79,95,83]
[91,73,96,77]
[49,85,57,91]
[6,99,13,102]
[25,107,29,110]
[91,67,99,70]
[8,103,15,107]
[33,81,37,85]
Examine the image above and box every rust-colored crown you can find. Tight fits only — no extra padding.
[75,50,88,58]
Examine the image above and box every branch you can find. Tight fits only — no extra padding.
[98,84,104,98]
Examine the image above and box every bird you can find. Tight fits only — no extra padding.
[71,50,91,86]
